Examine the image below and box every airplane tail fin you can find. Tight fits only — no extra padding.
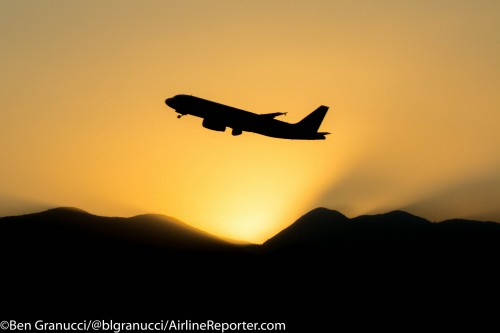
[296,105,329,132]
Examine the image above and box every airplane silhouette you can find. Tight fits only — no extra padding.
[165,94,330,140]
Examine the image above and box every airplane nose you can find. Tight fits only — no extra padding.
[165,98,175,108]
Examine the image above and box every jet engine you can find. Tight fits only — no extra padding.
[202,118,226,132]
[232,128,243,136]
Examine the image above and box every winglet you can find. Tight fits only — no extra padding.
[259,112,288,119]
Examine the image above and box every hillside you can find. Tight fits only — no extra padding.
[2,207,500,330]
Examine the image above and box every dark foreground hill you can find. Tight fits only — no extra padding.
[2,207,500,330]
[1,207,239,256]
[264,208,500,255]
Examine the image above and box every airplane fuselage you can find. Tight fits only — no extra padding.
[165,94,329,140]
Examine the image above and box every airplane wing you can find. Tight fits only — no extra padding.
[259,112,287,119]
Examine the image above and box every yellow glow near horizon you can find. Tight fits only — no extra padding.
[1,1,500,243]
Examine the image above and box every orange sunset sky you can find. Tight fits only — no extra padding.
[1,1,499,243]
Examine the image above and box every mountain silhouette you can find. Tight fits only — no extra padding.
[2,207,500,330]
[2,206,500,268]
[1,207,241,262]
[263,207,349,250]
[264,208,500,254]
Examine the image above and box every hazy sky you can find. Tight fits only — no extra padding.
[1,0,499,243]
